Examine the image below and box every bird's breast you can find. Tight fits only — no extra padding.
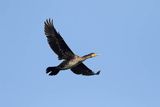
[58,58,82,70]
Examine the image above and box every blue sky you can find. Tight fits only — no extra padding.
[0,0,160,107]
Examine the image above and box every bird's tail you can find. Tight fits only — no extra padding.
[46,67,60,76]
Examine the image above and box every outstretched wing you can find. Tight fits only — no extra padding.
[71,63,100,76]
[44,19,74,60]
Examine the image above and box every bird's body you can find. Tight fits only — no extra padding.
[44,19,100,76]
[58,55,82,70]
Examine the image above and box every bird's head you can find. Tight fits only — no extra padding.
[88,53,98,58]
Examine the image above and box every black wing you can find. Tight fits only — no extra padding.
[71,63,100,76]
[44,19,75,60]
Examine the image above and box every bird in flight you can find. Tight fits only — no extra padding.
[44,19,100,76]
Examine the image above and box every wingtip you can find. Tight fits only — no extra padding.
[96,71,100,75]
[44,18,53,24]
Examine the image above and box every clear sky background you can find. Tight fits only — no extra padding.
[0,0,160,107]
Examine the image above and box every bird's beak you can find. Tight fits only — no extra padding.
[97,54,100,56]
[92,53,99,57]
[95,53,100,56]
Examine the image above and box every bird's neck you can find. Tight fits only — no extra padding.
[81,54,92,61]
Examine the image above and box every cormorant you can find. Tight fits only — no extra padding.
[44,19,100,76]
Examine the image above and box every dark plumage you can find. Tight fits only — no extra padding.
[44,19,100,76]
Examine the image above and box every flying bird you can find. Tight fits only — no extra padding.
[44,19,100,76]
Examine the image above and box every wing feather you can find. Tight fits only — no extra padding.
[71,63,100,76]
[44,19,74,60]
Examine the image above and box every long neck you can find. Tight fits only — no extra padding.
[81,54,92,61]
